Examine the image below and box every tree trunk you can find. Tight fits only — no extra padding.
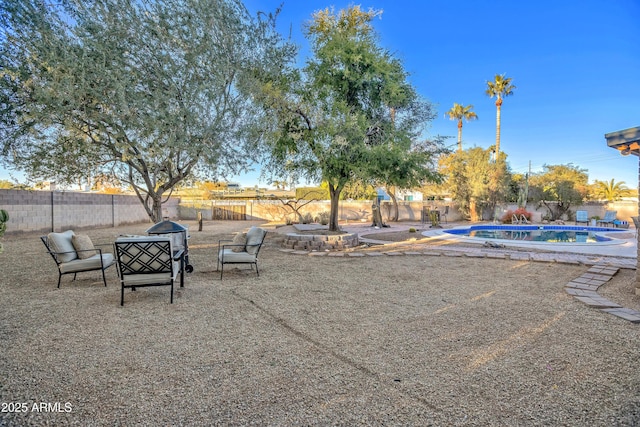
[388,187,399,222]
[371,202,384,228]
[131,184,161,223]
[328,183,342,232]
[457,120,463,151]
[152,195,163,223]
[469,198,480,222]
[541,200,570,221]
[495,98,502,154]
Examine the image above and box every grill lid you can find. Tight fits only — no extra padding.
[146,220,187,234]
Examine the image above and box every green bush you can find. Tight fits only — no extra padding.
[301,212,314,224]
[0,209,8,253]
[315,211,330,225]
[408,227,416,233]
[0,209,8,237]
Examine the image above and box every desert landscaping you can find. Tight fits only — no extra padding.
[1,220,639,426]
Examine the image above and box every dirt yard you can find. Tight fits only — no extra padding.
[1,220,639,426]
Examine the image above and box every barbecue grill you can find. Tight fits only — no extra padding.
[146,220,194,273]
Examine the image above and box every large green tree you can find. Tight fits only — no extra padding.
[529,164,589,221]
[368,139,445,221]
[446,103,477,151]
[485,74,516,155]
[255,6,441,231]
[0,0,290,221]
[439,146,511,221]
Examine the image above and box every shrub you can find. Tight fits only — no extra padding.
[0,209,8,237]
[501,208,532,224]
[408,227,416,233]
[0,209,8,253]
[316,211,330,225]
[301,212,314,224]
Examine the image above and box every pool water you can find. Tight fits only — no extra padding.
[469,229,604,243]
[444,225,624,244]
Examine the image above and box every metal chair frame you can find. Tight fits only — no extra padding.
[114,238,184,306]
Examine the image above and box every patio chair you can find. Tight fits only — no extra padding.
[597,210,617,227]
[217,226,267,279]
[441,206,449,224]
[41,230,114,288]
[114,236,184,305]
[575,210,589,225]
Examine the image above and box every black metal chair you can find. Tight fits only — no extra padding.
[441,206,449,223]
[41,231,114,288]
[114,236,183,305]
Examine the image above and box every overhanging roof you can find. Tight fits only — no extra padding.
[605,126,640,156]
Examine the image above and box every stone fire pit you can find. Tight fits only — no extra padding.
[281,224,359,251]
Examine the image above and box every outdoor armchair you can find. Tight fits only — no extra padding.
[114,236,184,306]
[41,230,114,288]
[597,210,617,227]
[575,210,589,225]
[217,226,267,279]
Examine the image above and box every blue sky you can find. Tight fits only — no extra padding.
[2,1,638,190]
[238,0,640,188]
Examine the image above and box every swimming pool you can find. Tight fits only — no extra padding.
[441,225,627,244]
[421,224,635,257]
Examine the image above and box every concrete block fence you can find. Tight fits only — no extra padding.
[0,189,179,234]
[179,199,466,224]
[179,199,629,225]
[1,188,628,235]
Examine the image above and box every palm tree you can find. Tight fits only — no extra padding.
[485,73,516,154]
[446,103,478,151]
[593,179,632,202]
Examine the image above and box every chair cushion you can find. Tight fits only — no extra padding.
[47,230,77,263]
[231,232,246,252]
[121,269,179,286]
[72,234,95,260]
[59,253,114,274]
[245,227,265,255]
[219,249,256,263]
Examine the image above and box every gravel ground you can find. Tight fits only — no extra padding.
[1,220,639,426]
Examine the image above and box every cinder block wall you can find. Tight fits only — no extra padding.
[178,199,465,223]
[0,189,179,234]
[181,199,623,225]
[2,187,627,233]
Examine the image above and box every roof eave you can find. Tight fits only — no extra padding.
[605,126,640,157]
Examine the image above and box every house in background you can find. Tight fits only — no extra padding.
[376,188,423,202]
